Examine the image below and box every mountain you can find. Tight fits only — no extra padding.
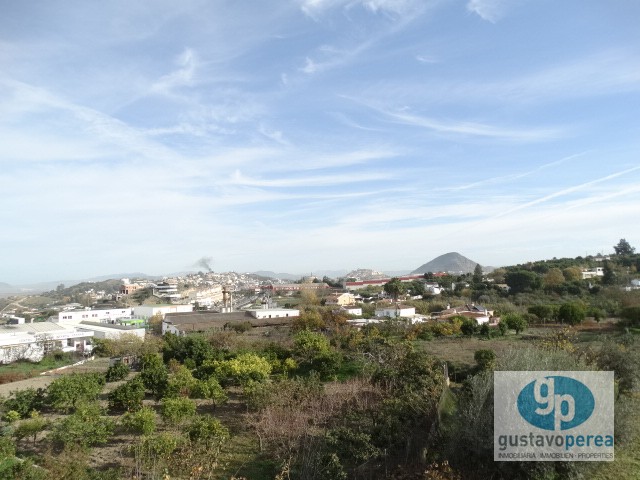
[411,252,480,274]
[252,271,300,281]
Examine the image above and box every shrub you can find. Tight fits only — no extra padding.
[13,414,49,445]
[184,415,229,448]
[139,354,169,399]
[192,377,227,408]
[121,406,157,435]
[1,388,45,418]
[50,403,114,449]
[474,349,496,371]
[460,318,478,336]
[214,353,272,385]
[105,362,130,382]
[46,373,105,412]
[108,377,145,412]
[160,397,196,424]
[3,410,20,423]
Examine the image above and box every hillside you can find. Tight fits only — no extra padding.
[411,252,479,274]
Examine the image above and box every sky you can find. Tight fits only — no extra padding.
[2,0,640,284]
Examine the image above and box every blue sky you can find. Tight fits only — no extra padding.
[2,0,640,284]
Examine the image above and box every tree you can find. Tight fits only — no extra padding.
[185,415,230,449]
[214,353,272,385]
[543,268,564,289]
[13,414,49,446]
[2,388,46,418]
[50,403,115,449]
[562,267,582,282]
[192,376,228,408]
[502,313,527,334]
[139,353,169,399]
[121,406,158,435]
[614,238,635,255]
[108,377,145,412]
[409,280,426,297]
[527,304,555,324]
[602,260,616,285]
[383,277,406,302]
[474,349,496,371]
[46,373,105,412]
[557,302,586,326]
[497,321,508,336]
[105,362,130,382]
[460,318,478,336]
[504,270,541,295]
[160,397,197,424]
[472,264,483,284]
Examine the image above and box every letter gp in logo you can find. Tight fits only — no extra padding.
[517,375,594,431]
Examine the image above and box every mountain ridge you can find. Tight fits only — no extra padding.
[411,252,480,274]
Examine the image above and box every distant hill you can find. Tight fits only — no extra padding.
[412,252,480,274]
[252,271,300,281]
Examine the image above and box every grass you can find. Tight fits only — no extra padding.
[0,354,76,384]
[222,432,277,480]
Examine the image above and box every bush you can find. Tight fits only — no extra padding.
[139,354,169,399]
[13,414,48,445]
[184,415,229,448]
[46,373,105,412]
[105,362,130,382]
[160,397,196,424]
[50,403,114,449]
[2,388,46,418]
[474,349,496,371]
[121,406,157,435]
[557,302,586,326]
[214,353,272,385]
[108,377,145,412]
[192,377,227,408]
[461,318,478,336]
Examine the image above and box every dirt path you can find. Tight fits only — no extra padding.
[0,357,111,396]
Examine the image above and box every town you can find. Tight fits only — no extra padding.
[0,242,638,479]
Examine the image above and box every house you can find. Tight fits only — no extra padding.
[325,292,356,306]
[581,267,604,280]
[432,304,494,325]
[0,322,94,364]
[375,305,416,318]
[341,306,363,317]
[423,282,442,295]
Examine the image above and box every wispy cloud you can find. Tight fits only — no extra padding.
[151,48,199,95]
[374,106,562,141]
[466,0,515,23]
[228,169,394,188]
[443,152,587,192]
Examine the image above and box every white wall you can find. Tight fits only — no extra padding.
[58,308,132,324]
[134,304,193,319]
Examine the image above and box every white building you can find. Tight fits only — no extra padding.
[581,267,604,280]
[133,304,193,319]
[375,305,416,318]
[246,308,300,319]
[0,322,93,364]
[56,307,146,341]
[58,308,133,324]
[341,306,363,317]
[153,281,180,300]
